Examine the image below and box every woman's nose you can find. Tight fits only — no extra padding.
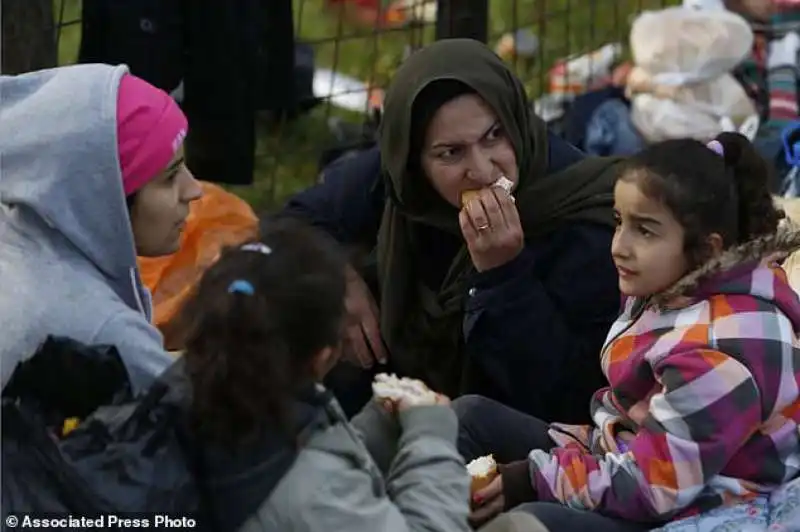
[467,148,496,185]
[179,168,204,203]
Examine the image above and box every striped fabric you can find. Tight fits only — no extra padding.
[768,38,799,127]
[735,1,800,130]
[769,2,800,126]
[768,64,798,126]
[524,236,800,523]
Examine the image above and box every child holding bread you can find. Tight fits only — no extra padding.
[178,218,472,532]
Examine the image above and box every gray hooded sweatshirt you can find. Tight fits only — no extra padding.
[0,64,173,393]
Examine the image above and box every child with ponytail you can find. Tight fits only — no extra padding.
[178,217,470,532]
[456,132,800,531]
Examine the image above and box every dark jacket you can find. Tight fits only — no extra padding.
[282,136,620,422]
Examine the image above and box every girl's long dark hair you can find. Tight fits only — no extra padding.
[178,216,348,446]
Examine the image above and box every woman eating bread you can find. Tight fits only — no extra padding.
[281,38,624,422]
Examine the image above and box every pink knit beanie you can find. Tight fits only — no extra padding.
[116,74,188,196]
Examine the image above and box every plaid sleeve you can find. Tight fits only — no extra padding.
[527,348,762,521]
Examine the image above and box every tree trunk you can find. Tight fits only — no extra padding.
[2,0,58,74]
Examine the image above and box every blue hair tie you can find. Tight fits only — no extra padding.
[228,279,255,295]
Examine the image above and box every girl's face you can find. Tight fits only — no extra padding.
[420,93,518,208]
[611,178,689,297]
[129,146,203,257]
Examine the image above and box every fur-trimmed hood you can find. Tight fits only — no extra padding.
[652,220,800,310]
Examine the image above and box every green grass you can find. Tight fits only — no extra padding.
[55,0,676,212]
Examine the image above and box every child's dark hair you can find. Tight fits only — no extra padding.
[178,216,348,446]
[619,132,783,265]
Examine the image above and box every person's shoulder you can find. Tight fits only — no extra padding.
[320,144,382,186]
[91,308,173,390]
[550,220,614,239]
[706,288,797,352]
[16,253,135,320]
[546,131,586,173]
[264,424,386,525]
[6,263,134,342]
[525,220,614,257]
[93,307,162,341]
[91,308,168,367]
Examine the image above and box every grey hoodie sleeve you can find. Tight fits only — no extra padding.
[92,311,174,394]
[385,405,471,530]
[293,405,471,532]
[350,400,400,475]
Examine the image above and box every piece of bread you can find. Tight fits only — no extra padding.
[460,177,515,208]
[460,189,481,208]
[372,373,437,405]
[467,454,499,494]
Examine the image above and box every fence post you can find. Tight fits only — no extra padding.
[435,0,489,43]
[1,0,57,74]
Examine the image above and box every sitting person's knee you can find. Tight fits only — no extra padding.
[451,394,494,421]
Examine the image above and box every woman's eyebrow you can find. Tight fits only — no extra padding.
[431,139,462,150]
[430,121,501,150]
[166,156,185,174]
[480,121,501,140]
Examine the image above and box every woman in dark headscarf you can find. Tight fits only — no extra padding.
[281,38,623,421]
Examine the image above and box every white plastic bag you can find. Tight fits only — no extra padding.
[631,74,756,142]
[628,6,756,142]
[630,7,753,85]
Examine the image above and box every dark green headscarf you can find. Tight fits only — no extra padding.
[376,38,623,395]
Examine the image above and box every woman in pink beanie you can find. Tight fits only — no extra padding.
[0,64,202,393]
[118,72,203,256]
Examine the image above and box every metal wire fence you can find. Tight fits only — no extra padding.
[45,0,677,208]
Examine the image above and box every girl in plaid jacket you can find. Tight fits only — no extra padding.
[456,132,800,531]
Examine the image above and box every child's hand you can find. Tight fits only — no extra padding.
[377,392,450,414]
[372,373,448,414]
[397,392,450,412]
[469,475,504,527]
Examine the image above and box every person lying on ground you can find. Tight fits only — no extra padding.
[453,132,800,531]
[178,217,471,532]
[281,38,624,421]
[0,64,202,393]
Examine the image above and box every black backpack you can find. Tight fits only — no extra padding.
[1,337,204,525]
